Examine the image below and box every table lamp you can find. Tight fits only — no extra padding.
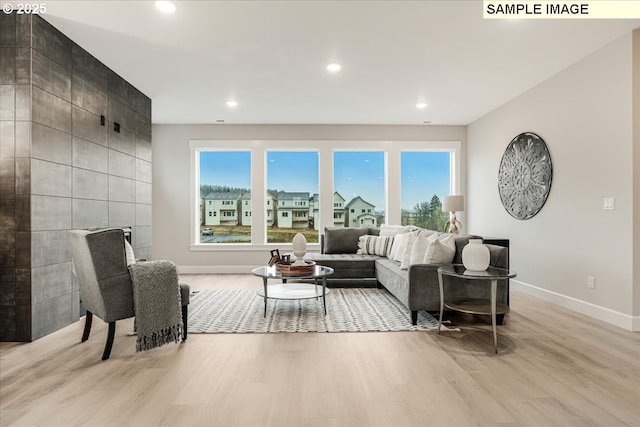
[442,195,464,234]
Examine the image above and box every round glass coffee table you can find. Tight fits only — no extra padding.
[251,265,334,317]
[437,264,516,354]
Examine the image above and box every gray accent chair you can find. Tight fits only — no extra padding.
[68,228,190,360]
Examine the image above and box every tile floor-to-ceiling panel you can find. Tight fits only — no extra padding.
[0,13,152,341]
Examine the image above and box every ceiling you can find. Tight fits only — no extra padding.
[43,1,640,125]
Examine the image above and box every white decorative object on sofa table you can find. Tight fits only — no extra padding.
[462,238,490,271]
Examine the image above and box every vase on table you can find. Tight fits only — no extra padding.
[462,239,490,271]
[292,233,307,266]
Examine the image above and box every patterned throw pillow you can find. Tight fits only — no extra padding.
[356,235,395,257]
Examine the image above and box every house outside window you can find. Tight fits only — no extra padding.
[191,141,458,249]
[267,151,319,243]
[335,151,386,228]
[199,150,251,243]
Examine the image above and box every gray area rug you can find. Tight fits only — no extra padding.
[188,288,457,333]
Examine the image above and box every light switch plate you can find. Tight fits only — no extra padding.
[603,197,615,210]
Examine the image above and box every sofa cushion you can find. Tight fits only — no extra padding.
[375,258,409,307]
[305,253,380,278]
[324,227,370,254]
[357,235,394,257]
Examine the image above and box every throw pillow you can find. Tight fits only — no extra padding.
[124,239,136,266]
[400,231,420,269]
[408,232,437,266]
[390,232,408,261]
[379,224,417,237]
[356,235,394,257]
[423,233,456,265]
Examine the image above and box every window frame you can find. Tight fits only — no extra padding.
[189,140,460,252]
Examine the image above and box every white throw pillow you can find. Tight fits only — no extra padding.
[356,235,394,257]
[124,240,136,266]
[408,232,437,266]
[400,231,421,269]
[389,232,408,260]
[423,233,456,265]
[379,224,417,237]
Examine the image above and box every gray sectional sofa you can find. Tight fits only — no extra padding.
[304,227,510,325]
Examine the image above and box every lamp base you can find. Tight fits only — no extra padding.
[444,212,462,234]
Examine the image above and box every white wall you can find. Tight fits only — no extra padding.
[633,29,640,330]
[152,124,466,272]
[468,34,637,330]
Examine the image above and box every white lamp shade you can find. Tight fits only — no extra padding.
[442,195,464,212]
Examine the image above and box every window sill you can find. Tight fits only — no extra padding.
[190,243,321,252]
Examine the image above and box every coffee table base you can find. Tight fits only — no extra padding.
[257,282,330,300]
[258,282,329,316]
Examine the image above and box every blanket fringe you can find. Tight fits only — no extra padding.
[136,323,183,352]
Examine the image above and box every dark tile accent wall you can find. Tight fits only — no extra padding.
[0,13,31,341]
[0,14,152,341]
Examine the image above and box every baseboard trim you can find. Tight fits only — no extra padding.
[178,266,254,274]
[512,280,638,331]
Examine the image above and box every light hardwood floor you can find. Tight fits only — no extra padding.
[1,274,639,427]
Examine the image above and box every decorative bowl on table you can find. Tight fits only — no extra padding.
[275,260,316,276]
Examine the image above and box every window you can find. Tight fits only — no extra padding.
[401,152,451,230]
[267,151,319,243]
[199,151,251,243]
[334,151,385,228]
[191,140,458,250]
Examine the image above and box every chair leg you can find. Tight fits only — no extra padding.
[81,311,93,342]
[102,322,116,361]
[182,305,188,341]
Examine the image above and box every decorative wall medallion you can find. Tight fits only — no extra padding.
[498,132,552,220]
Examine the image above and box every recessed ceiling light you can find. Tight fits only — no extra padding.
[416,103,428,109]
[327,63,342,72]
[226,101,238,108]
[155,1,176,13]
